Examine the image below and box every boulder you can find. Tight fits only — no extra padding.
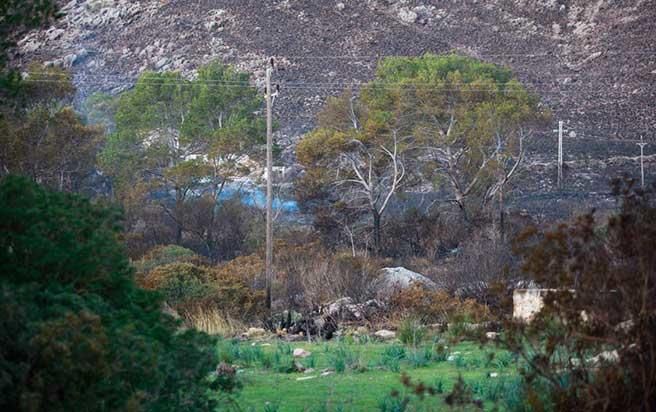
[374,329,396,340]
[216,362,236,377]
[161,303,180,320]
[374,267,438,300]
[322,297,383,322]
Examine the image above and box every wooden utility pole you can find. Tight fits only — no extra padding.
[638,136,648,189]
[552,121,573,189]
[265,66,273,311]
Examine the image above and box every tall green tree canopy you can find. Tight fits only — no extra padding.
[0,176,220,411]
[367,54,548,216]
[297,87,412,252]
[297,54,548,252]
[99,61,265,252]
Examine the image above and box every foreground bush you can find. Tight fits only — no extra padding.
[503,179,656,411]
[0,176,221,411]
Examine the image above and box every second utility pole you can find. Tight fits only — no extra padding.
[552,120,571,189]
[265,66,273,311]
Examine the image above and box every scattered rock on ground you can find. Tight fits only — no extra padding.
[486,332,499,340]
[322,297,382,321]
[374,329,396,340]
[293,348,312,358]
[243,327,267,339]
[296,375,317,381]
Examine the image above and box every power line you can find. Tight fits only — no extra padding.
[18,77,656,98]
[262,51,656,60]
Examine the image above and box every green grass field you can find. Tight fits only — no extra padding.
[216,336,524,411]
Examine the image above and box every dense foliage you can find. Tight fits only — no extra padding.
[0,176,221,411]
[502,179,656,411]
[297,54,547,254]
[99,62,265,259]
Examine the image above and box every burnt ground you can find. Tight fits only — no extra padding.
[13,0,656,213]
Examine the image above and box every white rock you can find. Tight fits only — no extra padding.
[374,329,396,340]
[588,350,619,365]
[486,332,499,340]
[398,8,418,24]
[335,2,345,11]
[296,376,317,381]
[375,267,438,299]
[293,348,312,358]
[155,57,170,69]
[244,327,266,338]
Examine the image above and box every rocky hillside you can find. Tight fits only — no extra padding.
[13,0,656,210]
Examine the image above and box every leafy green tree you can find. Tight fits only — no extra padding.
[0,65,102,191]
[298,54,546,253]
[0,176,223,411]
[99,62,264,251]
[367,54,548,222]
[297,89,413,253]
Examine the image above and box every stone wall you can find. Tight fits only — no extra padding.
[513,289,551,321]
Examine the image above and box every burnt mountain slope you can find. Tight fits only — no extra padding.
[14,0,656,211]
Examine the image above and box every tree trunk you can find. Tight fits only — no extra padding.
[372,209,382,255]
[499,187,505,243]
[174,187,184,245]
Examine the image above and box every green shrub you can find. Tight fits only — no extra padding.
[135,244,204,274]
[398,317,427,346]
[381,345,406,372]
[378,394,409,412]
[329,345,360,373]
[433,343,449,362]
[0,176,219,411]
[408,346,432,368]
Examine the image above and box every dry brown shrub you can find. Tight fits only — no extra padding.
[390,283,491,323]
[213,254,264,288]
[137,261,265,322]
[183,307,245,336]
[273,238,385,308]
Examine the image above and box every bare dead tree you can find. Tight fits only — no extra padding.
[334,130,408,253]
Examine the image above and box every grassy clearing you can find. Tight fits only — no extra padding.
[217,337,522,411]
